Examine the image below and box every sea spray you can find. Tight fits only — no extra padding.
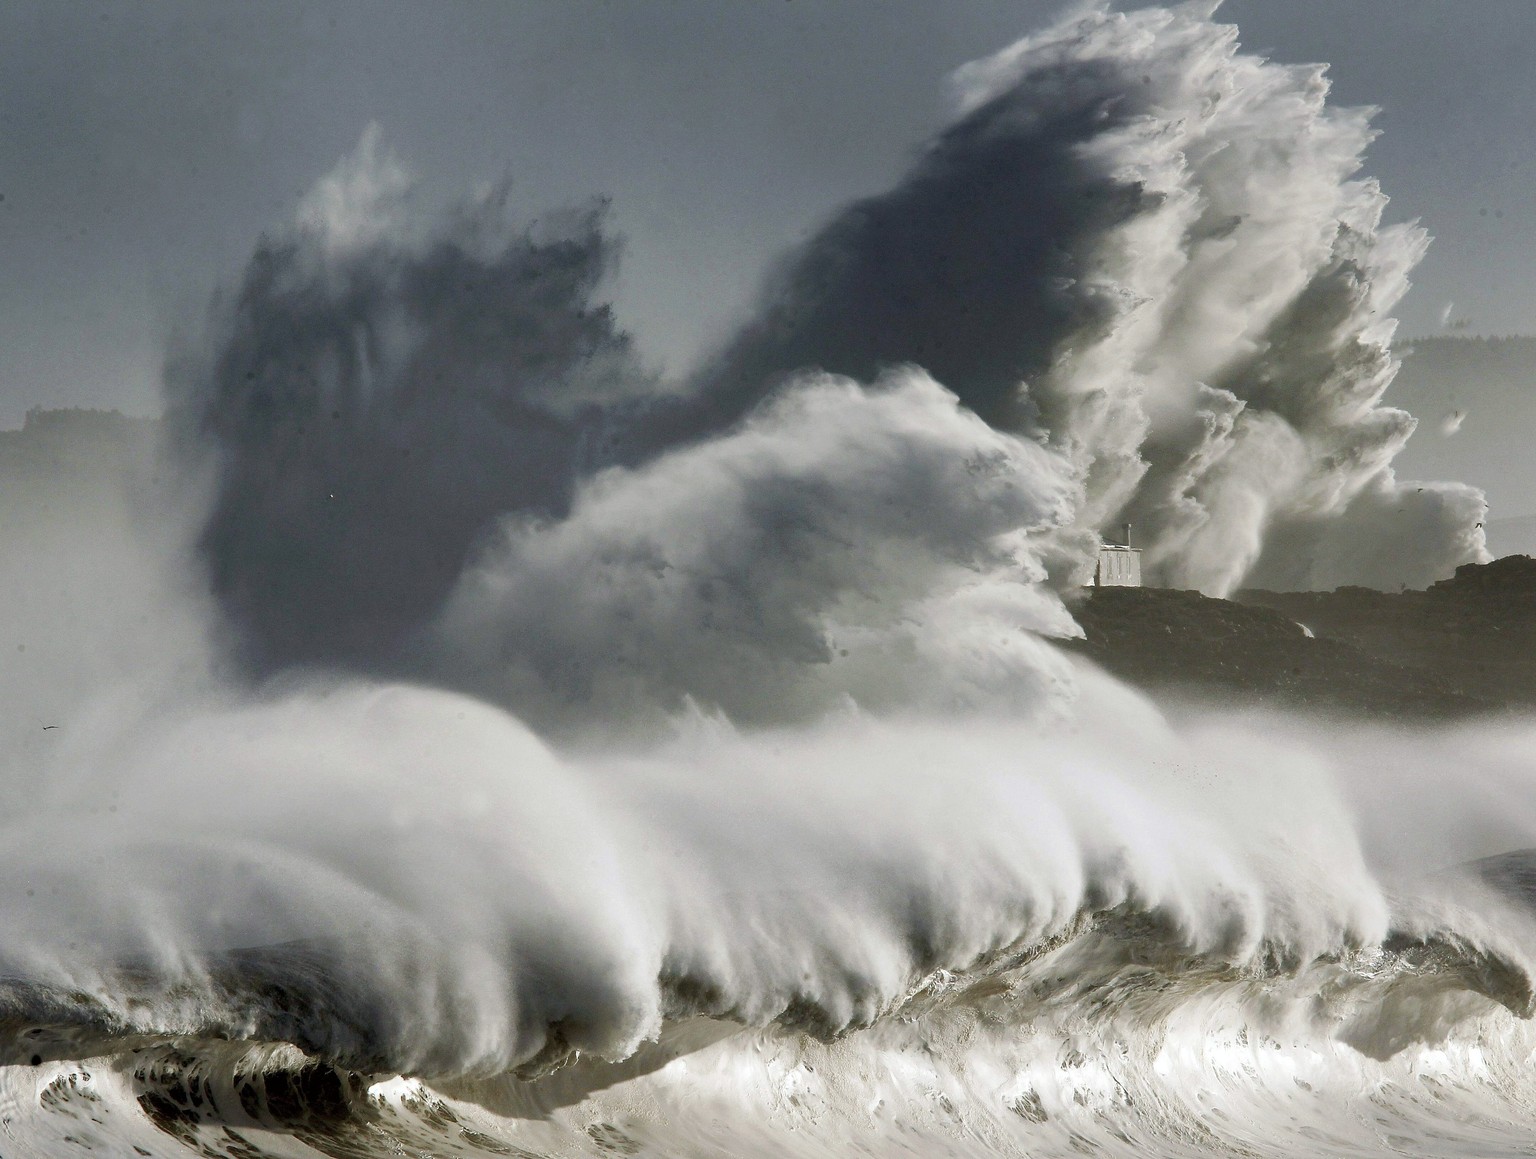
[177,3,1484,690]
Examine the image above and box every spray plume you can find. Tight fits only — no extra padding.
[677,1,1487,594]
[171,125,648,672]
[178,5,1487,697]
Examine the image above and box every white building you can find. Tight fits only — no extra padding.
[1094,545,1142,586]
[1092,524,1142,587]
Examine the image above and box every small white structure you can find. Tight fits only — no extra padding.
[1092,523,1142,587]
[1094,545,1142,586]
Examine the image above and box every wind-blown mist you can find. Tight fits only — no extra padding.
[6,5,1532,1159]
[177,1,1486,692]
[173,126,647,671]
[433,370,1082,732]
[680,3,1487,595]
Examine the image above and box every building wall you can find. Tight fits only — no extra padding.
[1094,547,1142,587]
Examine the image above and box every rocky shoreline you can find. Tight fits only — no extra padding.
[1062,556,1536,721]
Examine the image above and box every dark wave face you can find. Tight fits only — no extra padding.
[3,4,1533,1158]
[171,137,646,672]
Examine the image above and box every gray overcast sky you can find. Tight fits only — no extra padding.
[1,0,1534,427]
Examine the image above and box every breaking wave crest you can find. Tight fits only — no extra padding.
[7,678,1536,1156]
[7,844,1536,1158]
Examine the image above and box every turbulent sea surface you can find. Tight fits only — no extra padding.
[5,2,1535,1155]
[12,836,1536,1159]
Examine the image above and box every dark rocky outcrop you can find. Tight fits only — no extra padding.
[1062,558,1536,720]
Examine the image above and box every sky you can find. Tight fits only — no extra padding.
[1,1,1535,427]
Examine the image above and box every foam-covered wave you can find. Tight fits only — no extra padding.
[0,677,1389,1077]
[6,684,1536,1157]
[5,867,1536,1158]
[431,369,1083,733]
[3,677,1536,1078]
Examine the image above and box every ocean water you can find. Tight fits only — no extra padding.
[7,860,1536,1158]
[2,693,1535,1158]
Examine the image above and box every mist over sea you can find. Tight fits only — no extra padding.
[6,4,1536,1156]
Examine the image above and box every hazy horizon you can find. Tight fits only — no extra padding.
[5,1,1536,427]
